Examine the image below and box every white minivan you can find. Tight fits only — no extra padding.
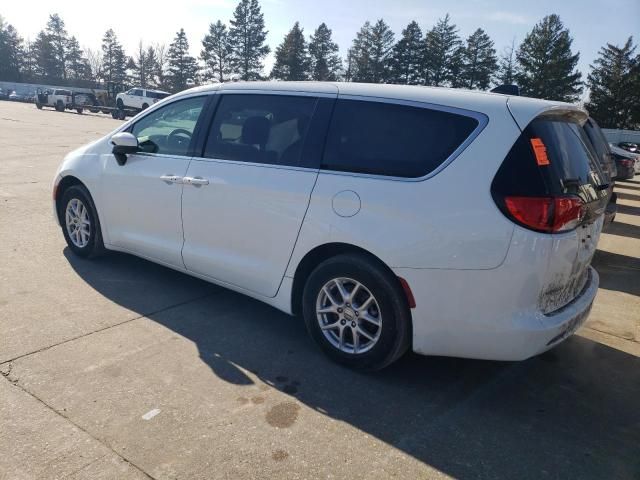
[53,82,608,370]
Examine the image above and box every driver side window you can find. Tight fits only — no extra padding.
[131,96,206,156]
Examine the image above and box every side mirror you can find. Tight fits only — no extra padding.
[111,132,138,166]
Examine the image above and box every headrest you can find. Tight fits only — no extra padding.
[242,116,270,147]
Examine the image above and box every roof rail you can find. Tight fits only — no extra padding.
[491,84,520,96]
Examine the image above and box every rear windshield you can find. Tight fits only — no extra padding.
[321,99,480,178]
[492,116,608,201]
[55,90,72,96]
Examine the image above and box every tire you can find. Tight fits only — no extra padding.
[302,253,411,370]
[55,100,64,112]
[58,185,105,258]
[116,98,124,109]
[36,102,42,109]
[141,103,149,110]
[76,108,83,114]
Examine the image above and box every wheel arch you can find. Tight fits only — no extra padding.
[55,175,92,223]
[290,242,413,317]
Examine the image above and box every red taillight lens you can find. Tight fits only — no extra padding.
[504,196,584,233]
[620,159,634,167]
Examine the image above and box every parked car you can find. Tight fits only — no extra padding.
[9,90,26,101]
[582,118,616,226]
[116,88,170,111]
[53,82,608,370]
[618,142,639,154]
[0,88,9,100]
[610,143,638,180]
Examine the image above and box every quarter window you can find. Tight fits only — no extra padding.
[203,94,318,167]
[130,96,207,156]
[322,100,479,178]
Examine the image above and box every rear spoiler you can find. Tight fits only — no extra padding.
[491,84,520,96]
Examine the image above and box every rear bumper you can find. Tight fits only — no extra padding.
[394,265,599,362]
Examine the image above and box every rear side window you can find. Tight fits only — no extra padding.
[204,94,318,167]
[147,91,169,99]
[322,99,479,178]
[492,116,608,199]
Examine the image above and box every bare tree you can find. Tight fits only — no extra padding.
[85,47,103,85]
[154,43,168,90]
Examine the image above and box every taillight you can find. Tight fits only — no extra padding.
[620,159,634,168]
[503,196,585,233]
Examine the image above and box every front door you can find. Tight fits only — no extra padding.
[100,95,208,268]
[181,93,332,297]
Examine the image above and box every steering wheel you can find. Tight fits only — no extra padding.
[167,128,192,150]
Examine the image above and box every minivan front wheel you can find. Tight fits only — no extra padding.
[59,185,105,258]
[302,254,411,370]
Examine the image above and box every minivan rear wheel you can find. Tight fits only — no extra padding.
[302,253,411,370]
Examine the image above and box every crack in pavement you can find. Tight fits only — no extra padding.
[0,290,223,479]
[0,291,220,366]
[1,375,157,480]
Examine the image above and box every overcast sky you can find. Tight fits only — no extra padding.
[4,0,639,79]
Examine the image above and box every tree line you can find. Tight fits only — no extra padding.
[1,0,639,128]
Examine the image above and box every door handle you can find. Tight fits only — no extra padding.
[183,176,209,186]
[160,175,183,184]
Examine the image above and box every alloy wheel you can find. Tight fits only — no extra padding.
[65,198,91,248]
[316,277,382,354]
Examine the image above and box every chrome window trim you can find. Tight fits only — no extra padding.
[189,156,319,173]
[319,94,489,183]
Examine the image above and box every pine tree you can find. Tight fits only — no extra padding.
[130,41,157,87]
[201,20,231,82]
[308,23,342,81]
[0,17,23,81]
[586,37,639,129]
[228,0,270,80]
[32,30,55,79]
[515,14,582,102]
[495,40,516,86]
[422,14,463,86]
[101,29,128,92]
[46,14,69,80]
[270,22,310,80]
[66,36,90,81]
[167,28,199,92]
[348,19,394,83]
[145,46,159,88]
[347,21,373,82]
[390,21,423,85]
[460,28,497,90]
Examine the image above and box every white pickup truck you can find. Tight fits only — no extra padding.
[35,89,79,112]
[115,88,170,111]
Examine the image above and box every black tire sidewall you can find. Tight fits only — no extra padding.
[302,254,411,370]
[59,185,103,258]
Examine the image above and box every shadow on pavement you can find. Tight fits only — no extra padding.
[616,183,640,192]
[602,219,640,240]
[64,249,640,480]
[615,191,640,202]
[592,250,640,297]
[616,203,640,216]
